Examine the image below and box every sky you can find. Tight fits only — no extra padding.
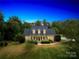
[0,0,79,22]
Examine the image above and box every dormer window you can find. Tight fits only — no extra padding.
[32,29,35,34]
[38,29,41,34]
[43,29,46,34]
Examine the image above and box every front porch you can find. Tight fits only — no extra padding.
[31,35,48,41]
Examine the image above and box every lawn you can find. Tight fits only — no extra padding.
[0,42,73,59]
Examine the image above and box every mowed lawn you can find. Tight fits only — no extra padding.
[0,42,69,59]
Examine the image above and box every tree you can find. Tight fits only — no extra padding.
[0,12,4,41]
[35,20,41,26]
[52,22,64,34]
[6,16,22,41]
[43,19,47,26]
[23,22,31,29]
[0,12,4,22]
[8,16,21,33]
[63,19,79,40]
[9,16,21,24]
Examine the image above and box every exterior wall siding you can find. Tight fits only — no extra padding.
[25,36,31,41]
[47,35,54,41]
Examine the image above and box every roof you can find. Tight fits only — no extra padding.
[32,26,48,30]
[23,26,56,35]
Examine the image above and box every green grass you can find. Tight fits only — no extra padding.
[0,42,73,59]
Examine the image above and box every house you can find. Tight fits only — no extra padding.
[23,25,57,42]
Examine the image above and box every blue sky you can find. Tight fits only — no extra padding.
[0,0,79,22]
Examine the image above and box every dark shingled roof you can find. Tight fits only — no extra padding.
[23,26,56,35]
[32,26,48,30]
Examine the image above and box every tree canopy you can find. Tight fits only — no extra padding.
[35,20,41,26]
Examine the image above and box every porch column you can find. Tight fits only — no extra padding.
[42,36,43,40]
[35,37,36,40]
[31,36,32,40]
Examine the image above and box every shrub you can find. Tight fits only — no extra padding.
[16,34,25,43]
[27,40,37,44]
[0,42,3,47]
[41,40,50,44]
[49,39,53,43]
[0,41,8,47]
[4,42,8,46]
[54,35,61,42]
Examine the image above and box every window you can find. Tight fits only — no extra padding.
[43,29,46,34]
[38,29,41,34]
[32,29,35,34]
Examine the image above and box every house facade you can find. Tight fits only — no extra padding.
[24,26,56,42]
